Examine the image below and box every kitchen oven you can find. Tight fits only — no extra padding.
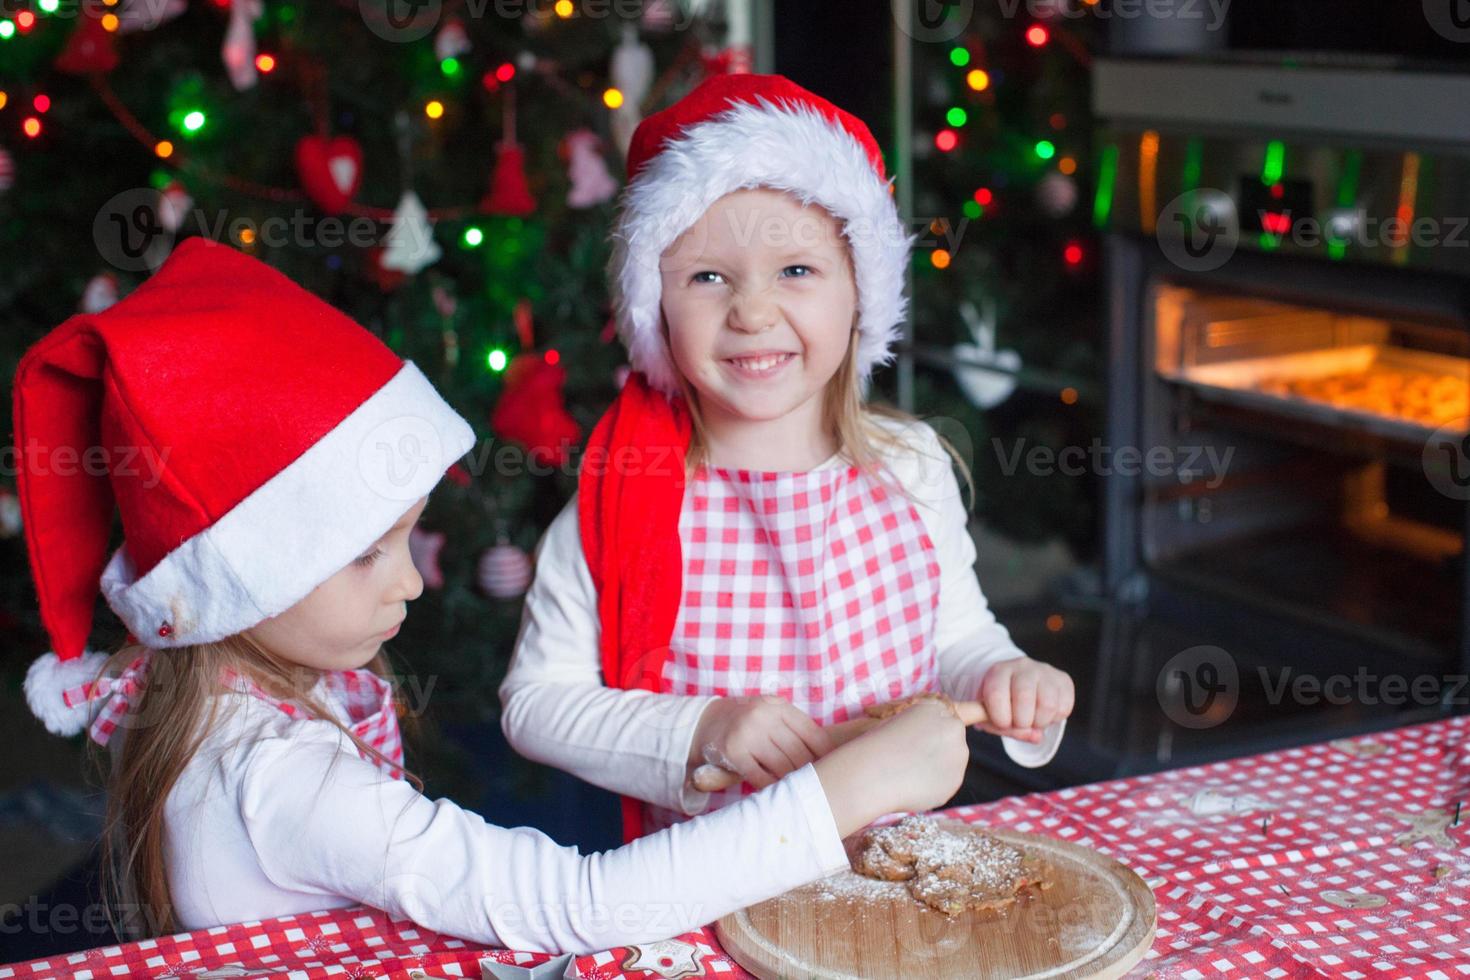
[1087,57,1470,762]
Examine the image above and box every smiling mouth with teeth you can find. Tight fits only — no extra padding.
[726,353,795,372]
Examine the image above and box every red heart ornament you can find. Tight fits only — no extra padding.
[294,135,363,215]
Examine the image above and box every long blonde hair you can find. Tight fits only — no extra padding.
[87,634,418,940]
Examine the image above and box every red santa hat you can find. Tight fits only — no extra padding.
[16,238,475,735]
[608,73,912,396]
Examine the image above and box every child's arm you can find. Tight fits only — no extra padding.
[901,422,1074,765]
[499,495,715,816]
[237,699,968,954]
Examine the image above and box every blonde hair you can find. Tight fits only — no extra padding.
[86,634,418,940]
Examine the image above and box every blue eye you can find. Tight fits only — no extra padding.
[783,265,814,278]
[691,271,724,284]
[355,547,385,568]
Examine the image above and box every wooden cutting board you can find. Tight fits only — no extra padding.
[715,823,1156,980]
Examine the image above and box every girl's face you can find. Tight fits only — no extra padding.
[248,495,428,673]
[660,188,857,431]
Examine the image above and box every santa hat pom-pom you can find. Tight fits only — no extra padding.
[25,650,109,736]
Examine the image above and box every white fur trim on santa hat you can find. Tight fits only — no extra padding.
[98,361,475,649]
[609,96,916,396]
[25,650,109,736]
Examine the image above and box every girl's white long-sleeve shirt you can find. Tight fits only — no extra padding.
[500,418,1064,819]
[162,686,849,955]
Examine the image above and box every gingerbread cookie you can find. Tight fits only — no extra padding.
[850,815,1049,917]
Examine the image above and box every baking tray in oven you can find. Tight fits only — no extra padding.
[1160,344,1470,442]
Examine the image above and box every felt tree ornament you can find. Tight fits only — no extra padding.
[481,84,535,216]
[609,24,654,159]
[562,129,618,208]
[380,191,441,275]
[294,135,364,215]
[488,302,579,466]
[55,15,119,74]
[222,0,264,91]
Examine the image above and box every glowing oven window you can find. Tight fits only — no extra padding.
[1152,284,1470,438]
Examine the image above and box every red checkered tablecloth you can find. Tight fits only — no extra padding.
[6,715,1468,979]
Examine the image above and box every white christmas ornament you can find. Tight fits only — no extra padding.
[477,542,532,599]
[222,0,263,92]
[157,181,192,234]
[81,272,119,314]
[431,283,458,319]
[380,191,441,275]
[953,298,1021,410]
[1037,171,1079,218]
[609,24,654,159]
[0,487,21,538]
[434,19,471,61]
[564,129,618,208]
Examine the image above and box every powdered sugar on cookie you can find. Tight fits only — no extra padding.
[849,815,1049,916]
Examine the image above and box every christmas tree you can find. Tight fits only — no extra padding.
[0,0,751,795]
[905,5,1102,559]
[0,1,1103,797]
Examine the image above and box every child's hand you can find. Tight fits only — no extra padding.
[976,657,1074,744]
[813,699,969,837]
[689,695,836,791]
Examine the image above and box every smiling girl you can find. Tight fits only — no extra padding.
[501,74,1076,842]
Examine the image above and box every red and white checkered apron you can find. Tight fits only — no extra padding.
[65,653,405,780]
[646,463,942,832]
[235,668,407,780]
